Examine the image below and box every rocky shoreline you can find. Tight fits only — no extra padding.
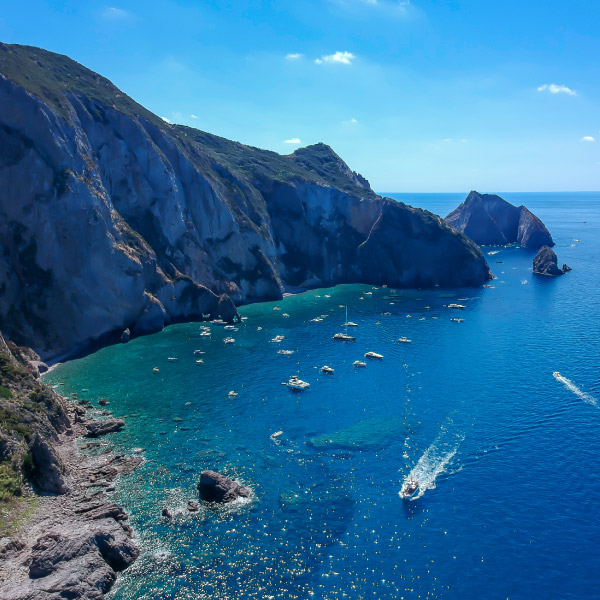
[0,391,142,599]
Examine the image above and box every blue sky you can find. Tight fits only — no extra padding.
[1,0,599,192]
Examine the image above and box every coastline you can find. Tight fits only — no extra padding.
[0,393,142,599]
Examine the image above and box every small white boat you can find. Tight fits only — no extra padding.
[270,430,283,440]
[400,478,419,499]
[448,303,466,309]
[333,333,356,341]
[364,291,373,295]
[398,337,412,343]
[277,349,295,355]
[224,337,235,344]
[287,375,310,391]
[321,365,334,374]
[282,313,290,317]
[200,331,211,337]
[450,318,464,323]
[342,321,358,327]
[241,316,248,321]
[212,319,227,326]
[553,371,561,378]
[364,351,383,360]
[271,335,285,343]
[153,367,160,373]
[167,357,178,361]
[353,360,367,368]
[273,306,282,311]
[193,350,204,355]
[196,359,204,364]
[228,391,238,398]
[224,325,236,330]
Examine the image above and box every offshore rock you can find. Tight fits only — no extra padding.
[85,419,125,438]
[197,470,251,503]
[0,43,491,359]
[119,328,130,343]
[533,245,566,276]
[446,191,554,248]
[216,294,241,323]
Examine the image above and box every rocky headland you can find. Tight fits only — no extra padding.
[0,333,141,599]
[445,191,554,248]
[0,42,491,362]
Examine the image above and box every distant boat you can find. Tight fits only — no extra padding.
[448,303,466,309]
[167,357,178,361]
[398,337,412,343]
[153,367,160,373]
[228,391,238,398]
[286,375,310,391]
[270,430,283,440]
[193,350,204,355]
[224,337,235,344]
[200,331,211,337]
[224,325,237,330]
[321,365,334,374]
[353,360,367,368]
[212,319,227,326]
[333,333,356,341]
[342,321,358,327]
[277,349,294,355]
[364,351,383,360]
[553,371,561,378]
[196,359,204,364]
[271,335,285,343]
[450,318,464,323]
[399,478,419,499]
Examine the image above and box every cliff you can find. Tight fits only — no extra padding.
[0,43,491,360]
[445,191,554,248]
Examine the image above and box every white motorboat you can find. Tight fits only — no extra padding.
[212,319,227,325]
[228,391,238,398]
[167,357,178,361]
[193,350,204,355]
[286,375,310,391]
[353,360,367,368]
[364,351,383,360]
[224,337,235,344]
[448,303,466,309]
[224,325,237,330]
[321,365,334,374]
[196,359,204,364]
[400,478,419,499]
[342,321,358,327]
[152,367,160,373]
[270,430,283,440]
[271,335,285,343]
[450,318,464,323]
[398,337,412,343]
[277,349,294,355]
[200,331,211,337]
[553,371,561,378]
[333,333,356,341]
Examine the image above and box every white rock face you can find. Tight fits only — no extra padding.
[0,44,491,359]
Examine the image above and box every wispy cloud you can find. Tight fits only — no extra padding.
[537,83,576,96]
[442,138,468,143]
[285,53,303,60]
[580,136,595,142]
[343,117,358,125]
[190,114,198,119]
[102,7,131,20]
[284,138,301,144]
[315,51,356,65]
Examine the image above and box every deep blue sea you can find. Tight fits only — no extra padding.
[45,192,600,600]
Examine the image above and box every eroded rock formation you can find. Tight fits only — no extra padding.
[533,245,569,276]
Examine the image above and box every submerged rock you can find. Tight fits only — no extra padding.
[85,419,125,438]
[446,191,554,248]
[197,470,251,503]
[533,245,568,276]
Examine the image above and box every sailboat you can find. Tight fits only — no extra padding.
[334,306,356,341]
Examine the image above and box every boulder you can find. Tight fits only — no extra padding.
[85,419,125,438]
[533,245,566,276]
[446,191,554,248]
[30,433,71,495]
[197,470,251,503]
[119,328,131,343]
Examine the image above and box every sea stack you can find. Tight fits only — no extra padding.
[445,191,554,248]
[533,246,570,276]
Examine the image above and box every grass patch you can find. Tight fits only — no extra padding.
[0,385,12,399]
[0,495,39,537]
[0,461,22,502]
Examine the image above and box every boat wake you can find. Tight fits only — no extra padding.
[401,428,463,500]
[554,372,598,409]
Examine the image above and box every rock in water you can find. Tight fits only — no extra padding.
[120,328,131,343]
[446,191,554,248]
[197,470,251,503]
[533,245,566,276]
[85,419,125,438]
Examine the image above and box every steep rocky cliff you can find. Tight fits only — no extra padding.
[445,191,554,248]
[0,43,491,360]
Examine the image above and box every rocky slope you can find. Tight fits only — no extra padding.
[0,332,140,599]
[445,191,554,248]
[0,43,491,360]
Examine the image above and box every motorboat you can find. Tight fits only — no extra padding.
[553,371,561,378]
[196,359,204,364]
[450,318,464,323]
[224,337,235,344]
[282,313,290,317]
[333,333,356,341]
[200,331,211,337]
[224,325,236,330]
[273,306,281,311]
[286,375,310,391]
[167,357,178,361]
[212,319,227,326]
[277,349,294,355]
[271,335,285,343]
[342,321,358,327]
[153,367,160,373]
[193,350,204,355]
[399,478,419,499]
[398,337,412,343]
[321,365,334,374]
[448,303,466,309]
[270,430,283,440]
[228,391,238,398]
[353,360,367,368]
[364,351,383,360]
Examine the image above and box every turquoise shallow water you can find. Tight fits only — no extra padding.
[45,192,600,599]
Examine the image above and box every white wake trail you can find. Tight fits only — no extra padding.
[554,372,598,409]
[401,429,463,500]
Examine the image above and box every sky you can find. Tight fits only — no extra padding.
[1,0,599,192]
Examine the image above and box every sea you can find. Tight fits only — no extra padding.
[44,192,600,600]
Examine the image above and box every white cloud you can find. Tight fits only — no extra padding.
[284,138,301,144]
[315,51,356,65]
[285,53,303,60]
[343,117,358,125]
[102,7,130,20]
[190,114,199,119]
[537,83,576,96]
[160,116,171,124]
[580,136,595,142]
